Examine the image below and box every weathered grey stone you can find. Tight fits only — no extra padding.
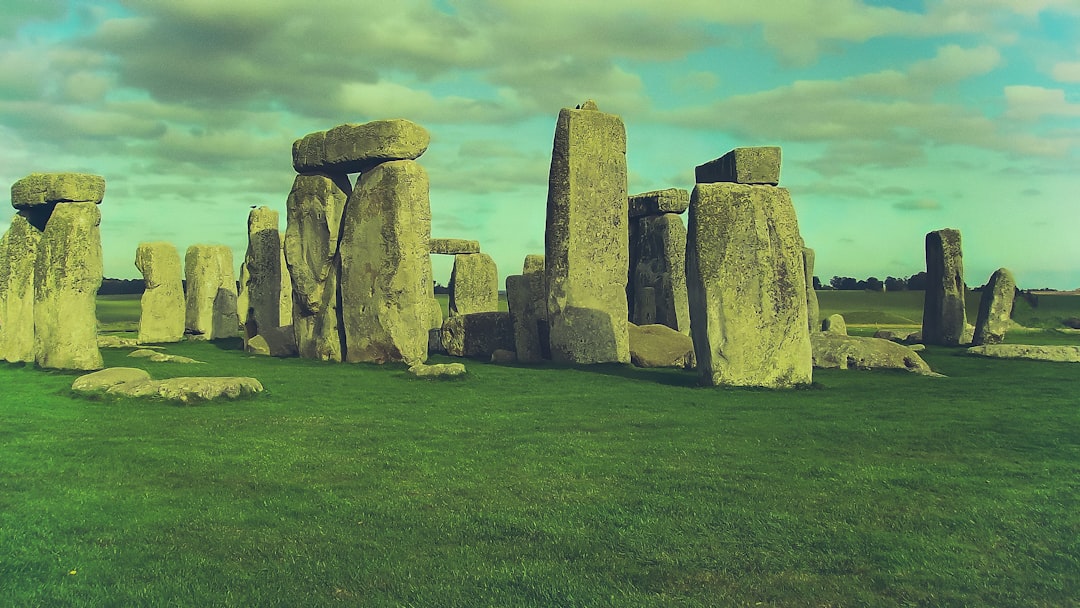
[34,203,103,370]
[284,173,349,362]
[490,348,517,364]
[505,255,547,364]
[293,119,431,174]
[695,147,781,185]
[811,334,938,375]
[802,246,820,333]
[872,329,907,342]
[11,172,105,208]
[236,261,250,327]
[628,188,690,218]
[408,362,467,378]
[2,213,42,363]
[127,349,203,364]
[135,242,185,344]
[922,228,966,346]
[629,213,690,333]
[118,376,263,403]
[449,253,498,316]
[967,344,1080,363]
[821,313,848,335]
[246,326,298,357]
[628,323,696,369]
[430,238,480,255]
[686,183,812,388]
[972,268,1016,346]
[339,160,431,365]
[243,207,292,347]
[0,230,8,359]
[98,335,141,348]
[184,244,239,340]
[440,312,514,359]
[71,367,152,393]
[545,103,630,364]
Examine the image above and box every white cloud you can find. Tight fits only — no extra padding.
[1051,61,1080,83]
[1004,85,1080,121]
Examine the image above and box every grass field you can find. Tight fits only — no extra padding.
[1,292,1077,606]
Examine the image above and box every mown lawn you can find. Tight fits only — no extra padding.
[1,295,1078,606]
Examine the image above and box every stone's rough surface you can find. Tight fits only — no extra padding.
[629,213,690,333]
[634,287,656,325]
[243,207,290,344]
[430,238,480,255]
[695,147,782,185]
[873,329,908,342]
[628,188,690,218]
[127,349,203,364]
[686,183,812,388]
[2,213,42,363]
[11,173,105,208]
[811,334,938,375]
[506,255,548,363]
[236,262,250,327]
[98,335,142,348]
[628,323,696,369]
[293,119,431,174]
[922,228,966,346]
[246,326,298,357]
[802,246,820,333]
[967,344,1080,362]
[120,376,263,403]
[0,230,8,357]
[184,245,240,340]
[339,160,431,365]
[72,367,152,393]
[284,173,349,362]
[449,253,498,316]
[408,362,467,378]
[34,203,103,370]
[545,104,630,364]
[135,242,185,344]
[972,268,1017,346]
[821,313,848,335]
[441,312,515,358]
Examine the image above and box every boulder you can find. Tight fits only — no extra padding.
[135,241,185,344]
[98,335,141,348]
[628,188,689,218]
[686,182,812,388]
[628,323,695,369]
[972,268,1016,346]
[127,349,202,364]
[33,202,103,370]
[966,344,1080,363]
[11,172,105,208]
[629,213,690,333]
[184,245,240,340]
[449,252,498,316]
[695,147,782,185]
[339,160,431,365]
[922,228,966,346]
[408,362,467,378]
[802,246,820,333]
[71,367,152,393]
[811,333,938,375]
[821,313,848,335]
[293,119,430,174]
[246,326,298,357]
[2,213,42,363]
[118,376,263,403]
[545,102,630,364]
[430,238,480,255]
[441,312,514,359]
[284,173,350,362]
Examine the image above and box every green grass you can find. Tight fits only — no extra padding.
[2,297,1079,606]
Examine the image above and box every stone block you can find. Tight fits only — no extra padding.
[292,119,430,174]
[184,244,239,341]
[430,238,480,255]
[922,228,966,346]
[135,241,185,344]
[972,267,1016,346]
[440,311,514,359]
[628,188,689,218]
[11,173,105,208]
[695,147,781,185]
[449,252,498,316]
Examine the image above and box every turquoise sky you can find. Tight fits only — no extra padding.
[2,0,1079,289]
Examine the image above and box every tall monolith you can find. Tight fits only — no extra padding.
[922,228,966,346]
[185,244,239,340]
[802,246,820,333]
[135,241,185,344]
[2,213,43,363]
[972,267,1016,346]
[243,206,290,345]
[544,101,629,364]
[506,254,548,363]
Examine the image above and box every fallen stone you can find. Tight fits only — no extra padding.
[136,241,185,344]
[127,349,203,364]
[184,244,240,341]
[811,334,938,376]
[922,228,966,346]
[449,252,498,316]
[293,119,431,174]
[430,238,480,255]
[821,314,848,335]
[408,362,467,378]
[972,268,1016,346]
[967,344,1080,363]
[872,329,907,342]
[490,348,517,364]
[628,188,690,218]
[71,367,152,393]
[97,335,141,348]
[628,323,695,369]
[118,376,263,403]
[441,312,514,359]
[11,173,105,208]
[695,147,782,185]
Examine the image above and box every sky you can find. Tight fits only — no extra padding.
[2,0,1079,290]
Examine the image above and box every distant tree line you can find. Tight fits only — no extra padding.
[816,272,929,291]
[99,278,455,296]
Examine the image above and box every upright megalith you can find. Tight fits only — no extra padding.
[243,206,293,349]
[184,244,239,340]
[506,254,548,363]
[802,246,820,333]
[33,202,103,370]
[629,212,690,333]
[544,101,630,364]
[1,214,41,363]
[922,228,966,346]
[284,173,349,361]
[339,160,431,364]
[135,242,185,344]
[972,267,1016,346]
[292,119,430,174]
[0,231,8,356]
[686,153,811,388]
[449,252,498,316]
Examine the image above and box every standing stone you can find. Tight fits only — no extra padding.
[544,101,630,364]
[695,147,782,185]
[972,267,1016,346]
[506,254,548,363]
[135,242,185,344]
[634,287,657,325]
[284,173,350,362]
[629,213,690,333]
[184,244,239,340]
[821,313,848,335]
[0,230,8,357]
[802,246,820,333]
[243,207,287,344]
[686,183,811,388]
[922,228,966,346]
[440,312,515,359]
[236,261,250,331]
[277,232,293,328]
[1,213,42,363]
[339,160,431,365]
[34,203,103,370]
[449,253,498,316]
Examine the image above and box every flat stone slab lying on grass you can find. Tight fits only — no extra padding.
[128,349,204,364]
[72,367,263,403]
[408,362,467,378]
[811,334,940,376]
[966,344,1080,363]
[98,336,145,348]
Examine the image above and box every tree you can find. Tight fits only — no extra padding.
[864,277,884,292]
[906,271,927,291]
[884,276,907,291]
[812,276,822,290]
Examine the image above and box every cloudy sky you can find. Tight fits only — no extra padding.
[2,0,1079,289]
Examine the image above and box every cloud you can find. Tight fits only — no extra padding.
[893,198,942,211]
[1004,85,1080,121]
[1051,61,1080,83]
